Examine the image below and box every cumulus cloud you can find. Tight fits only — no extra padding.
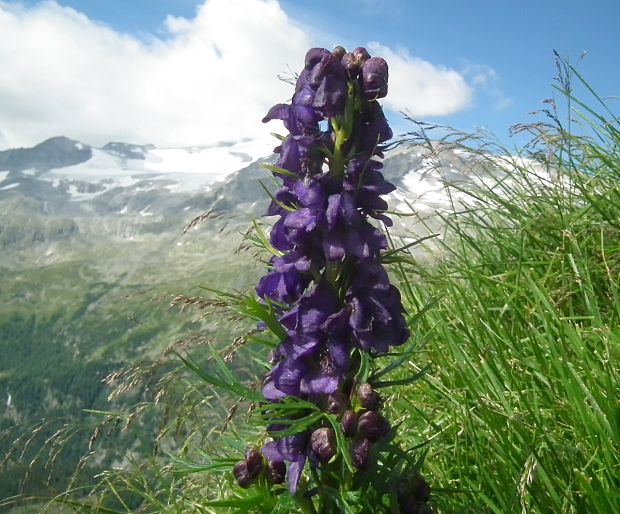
[368,42,473,117]
[0,0,310,149]
[0,0,480,150]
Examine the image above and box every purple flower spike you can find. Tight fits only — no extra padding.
[255,44,410,494]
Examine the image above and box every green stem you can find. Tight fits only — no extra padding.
[329,81,357,179]
[296,494,318,514]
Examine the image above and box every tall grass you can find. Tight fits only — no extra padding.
[393,61,620,513]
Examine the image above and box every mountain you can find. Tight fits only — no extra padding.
[0,135,496,254]
[0,135,509,504]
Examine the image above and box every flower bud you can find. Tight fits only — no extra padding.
[341,52,360,76]
[341,409,358,437]
[233,461,253,488]
[245,448,264,479]
[397,475,432,513]
[357,383,379,410]
[357,410,390,442]
[310,427,336,462]
[361,57,389,100]
[326,391,347,414]
[332,46,346,60]
[350,437,371,469]
[353,46,371,63]
[266,460,286,484]
[410,475,432,502]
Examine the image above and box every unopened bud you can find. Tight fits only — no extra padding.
[327,391,347,414]
[310,427,336,462]
[398,474,432,513]
[361,57,389,100]
[266,460,286,484]
[332,46,346,60]
[245,449,264,479]
[357,383,379,410]
[358,410,390,442]
[233,461,253,488]
[350,437,371,469]
[410,475,432,503]
[341,409,358,437]
[341,52,359,76]
[353,47,371,63]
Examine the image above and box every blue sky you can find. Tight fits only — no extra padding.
[1,0,618,150]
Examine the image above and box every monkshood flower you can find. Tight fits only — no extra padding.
[229,45,430,512]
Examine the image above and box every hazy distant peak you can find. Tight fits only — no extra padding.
[0,136,92,172]
[102,142,156,160]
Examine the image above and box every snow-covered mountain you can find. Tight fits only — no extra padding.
[0,135,271,197]
[0,135,518,259]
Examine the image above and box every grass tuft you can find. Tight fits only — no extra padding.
[393,60,620,513]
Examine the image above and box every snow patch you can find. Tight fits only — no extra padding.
[35,139,269,199]
[0,182,19,191]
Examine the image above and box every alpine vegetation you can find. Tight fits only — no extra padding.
[222,46,431,513]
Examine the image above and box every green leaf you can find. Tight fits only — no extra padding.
[372,364,431,389]
[265,411,324,437]
[169,455,238,476]
[381,233,440,260]
[262,163,297,178]
[326,414,356,473]
[175,348,263,402]
[258,180,298,213]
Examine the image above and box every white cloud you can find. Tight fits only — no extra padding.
[368,42,473,117]
[0,0,310,149]
[0,1,483,151]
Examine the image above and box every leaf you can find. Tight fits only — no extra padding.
[262,163,297,178]
[372,364,431,389]
[326,414,355,473]
[265,412,324,437]
[175,349,263,402]
[259,180,298,213]
[381,233,440,260]
[241,294,287,340]
[204,494,267,508]
[169,455,237,477]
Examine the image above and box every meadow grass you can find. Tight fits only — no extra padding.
[393,65,620,513]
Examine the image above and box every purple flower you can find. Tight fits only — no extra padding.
[358,101,393,151]
[346,261,409,353]
[280,281,340,336]
[322,193,387,261]
[292,47,348,118]
[262,103,321,135]
[262,432,310,493]
[344,157,396,226]
[272,135,324,183]
[255,251,311,304]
